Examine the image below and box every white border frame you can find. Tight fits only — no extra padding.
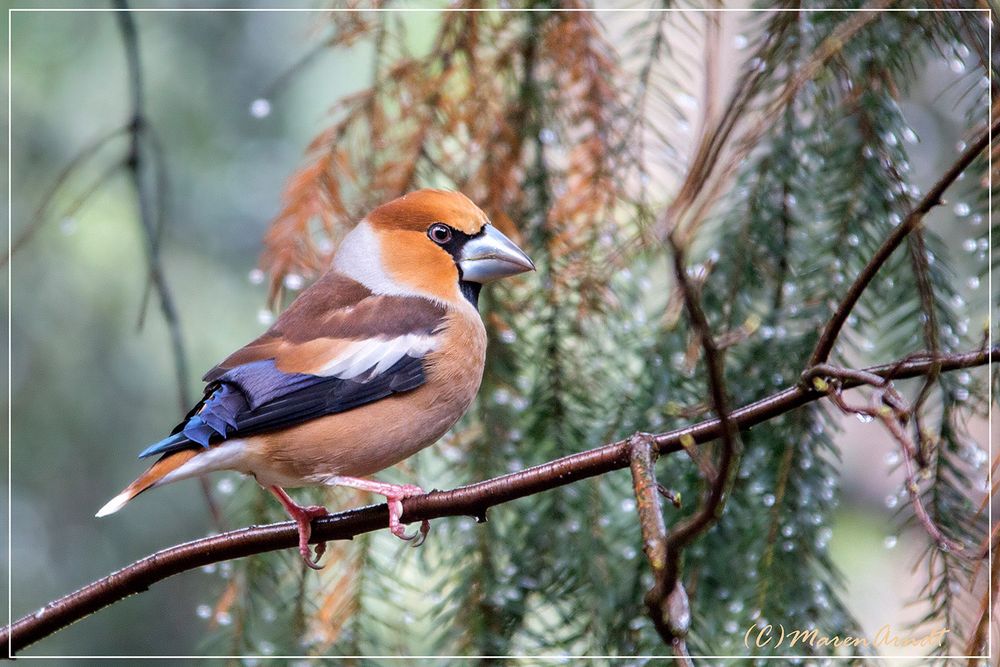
[5,4,994,661]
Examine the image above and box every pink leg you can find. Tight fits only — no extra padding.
[327,476,431,547]
[269,486,329,569]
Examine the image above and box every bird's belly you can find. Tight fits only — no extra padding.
[243,381,475,487]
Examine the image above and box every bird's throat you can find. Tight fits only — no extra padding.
[459,281,482,308]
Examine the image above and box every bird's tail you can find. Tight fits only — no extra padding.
[95,449,199,517]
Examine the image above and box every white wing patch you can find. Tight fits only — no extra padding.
[317,334,439,380]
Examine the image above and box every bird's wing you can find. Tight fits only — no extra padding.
[139,274,448,458]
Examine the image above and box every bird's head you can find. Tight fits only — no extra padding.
[332,189,535,306]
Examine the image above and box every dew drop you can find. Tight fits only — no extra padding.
[283,273,304,291]
[250,98,272,118]
[620,498,636,513]
[885,494,898,509]
[539,128,557,145]
[316,237,335,255]
[500,329,517,344]
[954,202,971,217]
[257,308,275,326]
[216,477,235,495]
[856,413,874,424]
[60,217,78,235]
[847,234,860,247]
[963,238,978,252]
[248,268,265,285]
[196,604,212,619]
[884,451,900,465]
[762,493,776,507]
[215,610,233,626]
[901,127,918,144]
[883,535,898,549]
[949,58,966,73]
[734,33,749,49]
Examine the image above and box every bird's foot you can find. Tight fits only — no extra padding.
[326,477,431,547]
[269,486,329,569]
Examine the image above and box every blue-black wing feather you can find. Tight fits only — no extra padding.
[139,355,426,459]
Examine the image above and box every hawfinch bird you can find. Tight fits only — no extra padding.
[97,189,534,568]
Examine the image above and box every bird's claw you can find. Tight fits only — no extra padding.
[392,519,431,547]
[299,542,325,570]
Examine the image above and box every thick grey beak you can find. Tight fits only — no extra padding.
[459,224,535,283]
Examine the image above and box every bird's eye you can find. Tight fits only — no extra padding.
[428,223,452,245]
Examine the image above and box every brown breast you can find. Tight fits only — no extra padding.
[243,302,487,486]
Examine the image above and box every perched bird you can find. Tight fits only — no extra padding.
[97,189,534,568]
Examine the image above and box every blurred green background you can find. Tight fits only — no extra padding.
[5,4,992,658]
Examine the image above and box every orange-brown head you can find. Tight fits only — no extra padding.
[333,189,534,306]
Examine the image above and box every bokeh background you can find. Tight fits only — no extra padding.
[5,3,994,659]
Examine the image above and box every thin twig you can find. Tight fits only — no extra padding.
[806,117,998,367]
[1,125,128,267]
[806,364,966,554]
[3,346,991,653]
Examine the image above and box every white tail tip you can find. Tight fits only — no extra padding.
[95,492,130,518]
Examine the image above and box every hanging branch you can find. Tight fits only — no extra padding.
[112,1,221,528]
[114,1,190,411]
[3,346,992,654]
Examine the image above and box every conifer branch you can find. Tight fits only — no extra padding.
[806,116,998,367]
[4,346,993,654]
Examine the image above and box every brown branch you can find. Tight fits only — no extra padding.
[4,346,993,654]
[806,116,999,367]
